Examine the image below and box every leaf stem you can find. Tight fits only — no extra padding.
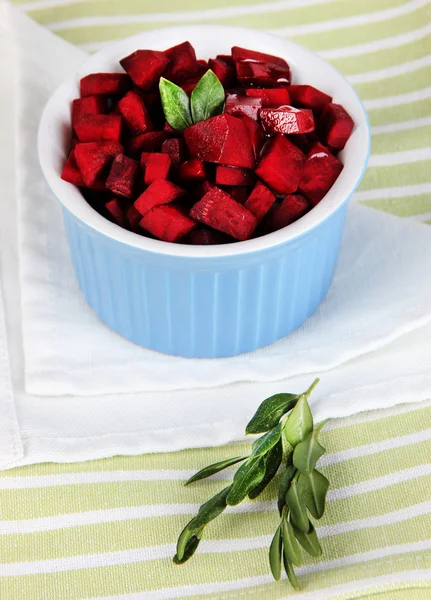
[304,378,320,399]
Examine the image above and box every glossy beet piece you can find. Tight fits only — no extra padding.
[260,106,315,135]
[289,85,332,113]
[231,46,289,68]
[106,153,138,198]
[299,142,343,205]
[264,194,310,232]
[244,181,276,222]
[71,96,107,129]
[216,165,255,186]
[179,159,206,182]
[225,94,262,121]
[61,149,85,187]
[255,135,305,195]
[140,205,197,242]
[126,204,142,232]
[236,61,291,87]
[194,180,216,200]
[74,141,123,187]
[120,50,170,90]
[117,91,153,135]
[190,187,257,241]
[74,114,122,142]
[240,115,265,161]
[164,41,199,83]
[208,57,237,88]
[226,186,249,205]
[80,73,130,97]
[134,179,184,217]
[320,103,354,150]
[105,198,128,229]
[127,131,168,157]
[188,228,233,245]
[245,88,290,107]
[161,138,188,167]
[184,114,255,169]
[144,153,172,184]
[163,121,178,135]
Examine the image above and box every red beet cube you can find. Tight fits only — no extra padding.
[184,114,255,169]
[190,187,257,241]
[134,179,184,216]
[216,165,255,186]
[72,96,107,129]
[74,141,123,187]
[289,85,332,113]
[127,131,169,157]
[231,46,289,68]
[61,149,85,187]
[163,121,178,135]
[179,159,206,182]
[106,153,138,198]
[74,114,122,142]
[240,115,265,161]
[161,138,188,167]
[144,153,172,184]
[255,135,305,195]
[236,61,291,87]
[299,142,343,205]
[117,91,153,135]
[126,204,142,232]
[223,186,249,205]
[245,88,290,107]
[180,80,199,96]
[264,195,310,232]
[80,73,130,97]
[260,106,315,135]
[320,103,354,150]
[208,57,236,88]
[106,198,128,229]
[188,228,232,245]
[164,41,199,83]
[244,182,276,222]
[140,151,151,166]
[140,205,197,242]
[194,180,216,200]
[120,50,170,90]
[225,94,262,121]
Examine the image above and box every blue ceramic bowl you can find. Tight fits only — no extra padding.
[38,25,370,358]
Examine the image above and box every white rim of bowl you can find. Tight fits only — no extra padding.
[38,24,371,259]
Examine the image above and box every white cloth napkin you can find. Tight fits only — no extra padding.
[0,10,431,471]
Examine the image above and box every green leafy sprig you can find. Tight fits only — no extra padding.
[159,69,225,132]
[174,378,329,589]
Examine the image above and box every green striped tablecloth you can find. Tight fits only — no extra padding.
[3,0,431,598]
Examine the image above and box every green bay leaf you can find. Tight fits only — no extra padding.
[251,422,283,458]
[285,477,309,533]
[186,456,248,485]
[248,440,282,499]
[190,69,225,123]
[293,522,322,558]
[281,517,302,567]
[284,395,313,447]
[246,393,298,434]
[292,427,326,475]
[159,77,193,132]
[298,469,329,519]
[226,456,266,506]
[269,525,282,581]
[283,553,301,590]
[277,463,296,515]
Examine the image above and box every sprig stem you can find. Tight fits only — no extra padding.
[304,377,320,398]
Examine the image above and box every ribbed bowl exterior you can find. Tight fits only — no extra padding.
[63,202,347,358]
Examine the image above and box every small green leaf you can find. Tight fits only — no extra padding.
[248,440,282,499]
[190,69,225,123]
[246,394,298,434]
[186,456,248,485]
[194,486,231,528]
[285,477,309,533]
[173,535,201,564]
[283,553,301,590]
[284,395,313,447]
[269,525,282,581]
[293,523,322,558]
[292,428,326,475]
[298,470,329,519]
[281,516,302,567]
[277,463,296,515]
[226,457,266,506]
[176,518,201,561]
[159,77,193,132]
[251,422,283,458]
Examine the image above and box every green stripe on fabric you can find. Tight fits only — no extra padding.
[368,97,431,126]
[371,125,431,154]
[354,65,431,101]
[361,195,431,217]
[360,161,431,190]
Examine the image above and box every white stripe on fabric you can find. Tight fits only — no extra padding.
[364,86,431,109]
[348,55,431,84]
[368,147,431,167]
[354,183,431,201]
[324,399,431,429]
[371,116,431,134]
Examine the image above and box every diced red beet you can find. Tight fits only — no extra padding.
[208,57,236,88]
[298,142,343,205]
[240,115,265,161]
[245,87,290,107]
[231,46,289,68]
[140,204,197,242]
[217,54,234,65]
[225,94,262,121]
[126,204,142,232]
[106,153,138,198]
[144,153,172,184]
[197,59,208,68]
[236,61,291,87]
[70,135,79,150]
[216,165,255,186]
[188,228,232,245]
[163,121,178,135]
[127,131,169,157]
[143,91,162,111]
[134,179,184,216]
[105,198,129,229]
[61,149,85,187]
[80,73,130,97]
[161,138,188,167]
[260,106,315,135]
[74,141,123,187]
[289,85,332,113]
[74,114,122,142]
[255,135,305,195]
[194,180,216,200]
[264,195,310,232]
[140,151,151,166]
[117,91,154,135]
[120,50,170,90]
[164,41,199,83]
[180,80,199,96]
[244,182,276,222]
[190,187,257,241]
[179,159,206,182]
[224,186,249,205]
[71,96,107,129]
[184,114,255,169]
[320,103,354,150]
[288,133,312,154]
